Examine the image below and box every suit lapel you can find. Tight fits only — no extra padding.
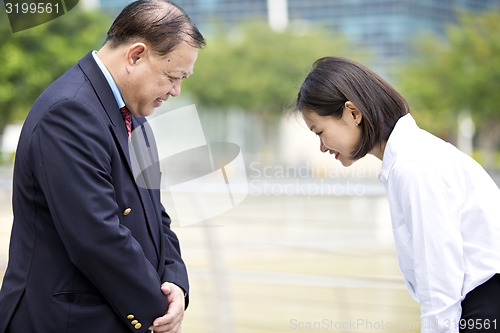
[129,120,163,261]
[78,52,132,170]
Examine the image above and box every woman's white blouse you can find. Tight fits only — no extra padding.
[379,114,500,333]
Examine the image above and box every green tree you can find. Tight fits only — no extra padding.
[396,11,500,168]
[183,21,356,121]
[0,8,111,135]
[181,21,358,161]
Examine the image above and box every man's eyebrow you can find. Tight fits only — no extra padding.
[163,68,193,77]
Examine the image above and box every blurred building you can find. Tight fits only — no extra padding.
[285,0,500,73]
[97,0,500,75]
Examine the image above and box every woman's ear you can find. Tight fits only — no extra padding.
[345,101,363,126]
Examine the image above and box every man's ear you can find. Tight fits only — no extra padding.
[125,42,148,71]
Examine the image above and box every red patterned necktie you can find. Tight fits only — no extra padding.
[120,106,132,139]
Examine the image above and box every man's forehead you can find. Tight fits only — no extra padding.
[154,57,194,76]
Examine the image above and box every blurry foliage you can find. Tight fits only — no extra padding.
[0,8,111,132]
[182,21,354,123]
[396,10,500,167]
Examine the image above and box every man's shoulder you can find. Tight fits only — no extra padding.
[44,65,89,102]
[24,61,106,132]
[35,52,99,107]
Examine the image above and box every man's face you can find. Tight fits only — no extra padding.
[124,41,199,117]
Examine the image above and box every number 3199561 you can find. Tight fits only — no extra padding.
[5,2,60,14]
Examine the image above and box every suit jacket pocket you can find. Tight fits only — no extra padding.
[53,291,106,306]
[52,291,126,332]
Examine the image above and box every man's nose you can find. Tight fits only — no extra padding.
[169,81,181,97]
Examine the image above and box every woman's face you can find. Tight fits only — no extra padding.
[302,102,363,167]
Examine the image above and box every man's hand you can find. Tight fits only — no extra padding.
[149,282,185,333]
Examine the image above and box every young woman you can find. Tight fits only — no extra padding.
[295,57,500,333]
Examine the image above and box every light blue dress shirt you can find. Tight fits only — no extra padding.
[92,50,125,109]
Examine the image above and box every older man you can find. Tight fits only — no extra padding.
[0,1,204,332]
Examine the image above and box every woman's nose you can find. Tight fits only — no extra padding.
[320,140,328,153]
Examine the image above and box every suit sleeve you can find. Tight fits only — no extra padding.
[31,100,168,332]
[159,205,190,308]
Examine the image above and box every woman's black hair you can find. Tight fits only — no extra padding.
[105,0,205,56]
[295,57,409,159]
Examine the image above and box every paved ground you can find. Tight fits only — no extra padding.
[0,178,420,332]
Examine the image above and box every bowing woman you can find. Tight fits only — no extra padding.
[294,57,500,333]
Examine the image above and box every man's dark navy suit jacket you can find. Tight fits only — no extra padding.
[0,52,189,332]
